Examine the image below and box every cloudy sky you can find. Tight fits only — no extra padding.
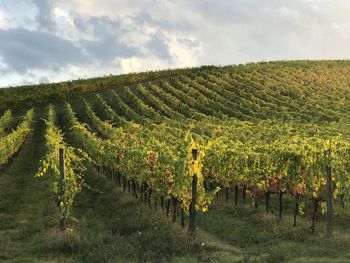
[0,0,349,87]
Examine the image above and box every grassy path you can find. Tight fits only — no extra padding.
[0,107,244,262]
[197,194,350,262]
[5,107,350,262]
[0,110,58,262]
[64,167,243,263]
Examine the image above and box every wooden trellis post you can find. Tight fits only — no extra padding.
[188,148,198,237]
[59,148,66,231]
[326,148,333,239]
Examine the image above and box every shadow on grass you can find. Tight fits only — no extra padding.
[196,190,350,262]
[67,168,243,263]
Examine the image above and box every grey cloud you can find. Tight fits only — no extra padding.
[76,16,139,63]
[0,28,88,73]
[132,12,153,25]
[38,76,50,83]
[82,38,137,62]
[75,16,124,37]
[146,33,172,61]
[178,37,200,49]
[31,0,55,30]
[133,12,195,32]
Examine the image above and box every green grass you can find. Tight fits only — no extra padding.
[196,192,350,262]
[0,117,349,263]
[1,109,350,262]
[65,166,244,262]
[0,109,59,262]
[0,111,243,262]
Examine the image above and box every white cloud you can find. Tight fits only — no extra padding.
[53,7,74,25]
[0,9,9,29]
[331,23,350,39]
[0,56,8,71]
[61,0,152,17]
[167,36,200,66]
[0,6,21,30]
[119,57,142,73]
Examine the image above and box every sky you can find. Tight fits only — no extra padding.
[0,0,349,87]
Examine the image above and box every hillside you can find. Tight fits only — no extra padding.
[2,60,350,123]
[1,60,350,262]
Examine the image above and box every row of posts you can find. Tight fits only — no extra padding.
[57,147,333,239]
[57,147,200,237]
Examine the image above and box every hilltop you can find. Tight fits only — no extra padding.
[1,60,350,125]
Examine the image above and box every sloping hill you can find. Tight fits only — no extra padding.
[2,60,350,123]
[2,60,350,262]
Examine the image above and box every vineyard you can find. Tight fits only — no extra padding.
[1,60,350,262]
